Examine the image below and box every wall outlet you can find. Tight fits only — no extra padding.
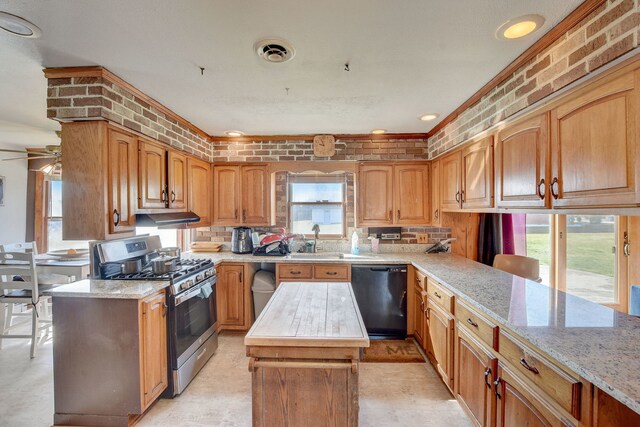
[417,234,429,244]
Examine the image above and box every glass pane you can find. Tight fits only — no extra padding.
[291,204,343,235]
[290,182,343,202]
[136,227,178,247]
[50,180,62,217]
[47,219,89,252]
[525,214,552,286]
[565,215,616,304]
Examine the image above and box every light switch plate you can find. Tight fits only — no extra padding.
[417,234,429,244]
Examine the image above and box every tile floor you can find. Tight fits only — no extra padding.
[0,327,470,426]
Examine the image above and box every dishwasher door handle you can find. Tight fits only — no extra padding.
[369,267,391,272]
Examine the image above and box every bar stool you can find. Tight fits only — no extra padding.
[493,254,541,282]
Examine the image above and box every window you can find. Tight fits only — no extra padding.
[44,177,88,251]
[288,174,346,238]
[136,227,179,247]
[512,213,628,311]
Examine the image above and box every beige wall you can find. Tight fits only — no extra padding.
[0,149,27,246]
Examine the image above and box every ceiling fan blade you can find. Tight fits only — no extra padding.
[0,148,28,154]
[2,155,56,161]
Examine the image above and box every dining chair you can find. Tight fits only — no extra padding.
[0,251,52,358]
[493,254,542,282]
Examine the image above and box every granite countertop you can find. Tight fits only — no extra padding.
[186,250,640,414]
[46,279,170,299]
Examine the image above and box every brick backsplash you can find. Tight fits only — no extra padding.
[428,0,640,157]
[46,76,211,160]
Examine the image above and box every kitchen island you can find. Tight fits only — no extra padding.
[245,281,369,427]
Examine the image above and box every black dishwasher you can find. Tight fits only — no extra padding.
[351,265,407,339]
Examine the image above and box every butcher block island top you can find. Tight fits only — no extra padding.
[245,281,370,348]
[245,281,369,427]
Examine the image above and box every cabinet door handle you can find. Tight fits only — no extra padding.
[466,318,479,328]
[520,357,540,374]
[388,209,392,220]
[434,209,439,220]
[234,209,238,219]
[326,271,338,276]
[494,377,502,399]
[113,209,120,226]
[242,209,247,222]
[537,178,546,200]
[162,302,168,318]
[420,300,424,310]
[433,291,442,299]
[161,189,167,202]
[484,367,492,388]
[171,190,176,203]
[550,177,559,199]
[461,190,465,203]
[425,307,430,320]
[397,209,400,219]
[455,191,460,203]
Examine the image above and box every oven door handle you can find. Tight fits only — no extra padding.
[175,278,216,306]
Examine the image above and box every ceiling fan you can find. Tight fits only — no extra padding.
[0,144,62,175]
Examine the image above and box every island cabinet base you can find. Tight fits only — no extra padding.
[247,347,361,427]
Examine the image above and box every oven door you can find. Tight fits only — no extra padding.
[170,276,217,369]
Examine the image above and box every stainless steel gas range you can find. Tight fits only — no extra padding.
[90,235,218,396]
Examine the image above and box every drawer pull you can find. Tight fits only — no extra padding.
[494,377,501,399]
[326,271,338,275]
[290,271,301,275]
[520,357,540,375]
[433,291,442,299]
[484,367,492,388]
[466,318,478,328]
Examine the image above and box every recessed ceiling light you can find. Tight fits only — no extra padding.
[0,11,41,38]
[419,113,439,121]
[224,130,244,137]
[496,14,545,40]
[371,129,387,135]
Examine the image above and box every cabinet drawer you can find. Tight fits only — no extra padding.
[499,330,582,419]
[455,299,499,351]
[279,264,313,280]
[415,269,426,291]
[314,264,350,281]
[426,278,454,313]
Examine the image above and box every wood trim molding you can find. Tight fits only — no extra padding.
[43,66,210,140]
[426,0,606,138]
[210,133,428,143]
[268,160,358,173]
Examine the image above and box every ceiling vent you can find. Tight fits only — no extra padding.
[255,38,296,63]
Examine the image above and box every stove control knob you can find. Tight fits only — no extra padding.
[180,280,193,290]
[196,274,204,282]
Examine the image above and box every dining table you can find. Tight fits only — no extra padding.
[34,254,91,282]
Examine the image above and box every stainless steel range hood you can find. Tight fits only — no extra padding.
[135,211,200,228]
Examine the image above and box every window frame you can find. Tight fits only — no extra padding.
[287,174,347,239]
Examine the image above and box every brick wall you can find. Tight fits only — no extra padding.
[211,138,428,162]
[428,0,640,157]
[46,76,211,159]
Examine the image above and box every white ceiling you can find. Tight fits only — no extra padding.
[0,0,582,145]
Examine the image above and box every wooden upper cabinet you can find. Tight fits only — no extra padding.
[394,163,430,224]
[241,165,271,226]
[138,140,167,210]
[213,165,241,225]
[140,291,168,410]
[107,128,138,236]
[462,136,493,209]
[167,150,188,210]
[496,113,550,208]
[187,157,212,227]
[441,151,462,211]
[550,70,639,207]
[431,159,441,226]
[358,164,394,225]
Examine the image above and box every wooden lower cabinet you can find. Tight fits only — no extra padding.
[140,291,168,409]
[217,264,247,329]
[413,281,426,348]
[454,326,497,427]
[495,362,566,427]
[594,387,640,427]
[426,298,454,390]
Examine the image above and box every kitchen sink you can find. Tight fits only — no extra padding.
[288,252,345,260]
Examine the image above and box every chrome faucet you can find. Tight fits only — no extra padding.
[311,224,320,253]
